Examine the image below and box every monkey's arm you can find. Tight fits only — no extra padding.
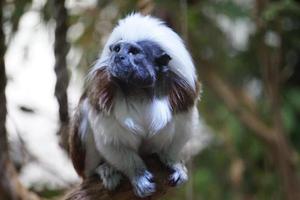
[158,112,193,186]
[94,140,155,198]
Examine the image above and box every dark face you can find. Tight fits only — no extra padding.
[108,40,171,90]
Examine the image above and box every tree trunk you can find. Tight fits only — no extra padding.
[53,0,70,151]
[0,0,12,197]
[0,1,39,199]
[255,0,300,197]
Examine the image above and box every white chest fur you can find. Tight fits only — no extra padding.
[88,97,173,150]
[114,97,172,137]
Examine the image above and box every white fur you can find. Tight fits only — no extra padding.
[87,96,172,149]
[79,98,90,141]
[94,13,197,89]
[112,96,172,137]
[85,99,200,159]
[148,97,172,136]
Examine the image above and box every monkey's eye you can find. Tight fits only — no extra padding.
[156,53,171,66]
[110,44,120,52]
[129,47,140,55]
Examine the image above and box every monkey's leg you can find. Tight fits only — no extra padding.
[95,162,122,190]
[158,129,190,186]
[95,143,156,198]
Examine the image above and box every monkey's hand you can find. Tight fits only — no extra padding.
[94,142,157,198]
[96,163,122,190]
[131,170,156,198]
[159,154,188,187]
[168,163,188,187]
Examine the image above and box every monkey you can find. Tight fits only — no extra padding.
[69,13,202,198]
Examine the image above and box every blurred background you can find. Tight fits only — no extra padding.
[0,0,300,200]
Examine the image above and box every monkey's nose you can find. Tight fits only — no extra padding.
[114,55,126,62]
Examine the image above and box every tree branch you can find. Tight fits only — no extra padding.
[137,0,154,15]
[64,155,173,200]
[201,67,275,146]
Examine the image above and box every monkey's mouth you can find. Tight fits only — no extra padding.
[108,65,155,89]
[109,63,133,83]
[111,73,155,89]
[110,72,131,86]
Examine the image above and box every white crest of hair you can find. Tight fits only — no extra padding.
[94,13,197,89]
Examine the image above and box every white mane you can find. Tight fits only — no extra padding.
[94,13,197,89]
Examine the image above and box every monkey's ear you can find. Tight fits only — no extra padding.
[156,53,171,66]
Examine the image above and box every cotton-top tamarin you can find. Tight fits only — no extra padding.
[69,13,202,198]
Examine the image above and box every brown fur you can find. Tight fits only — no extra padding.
[87,68,116,114]
[168,72,200,113]
[69,96,87,178]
